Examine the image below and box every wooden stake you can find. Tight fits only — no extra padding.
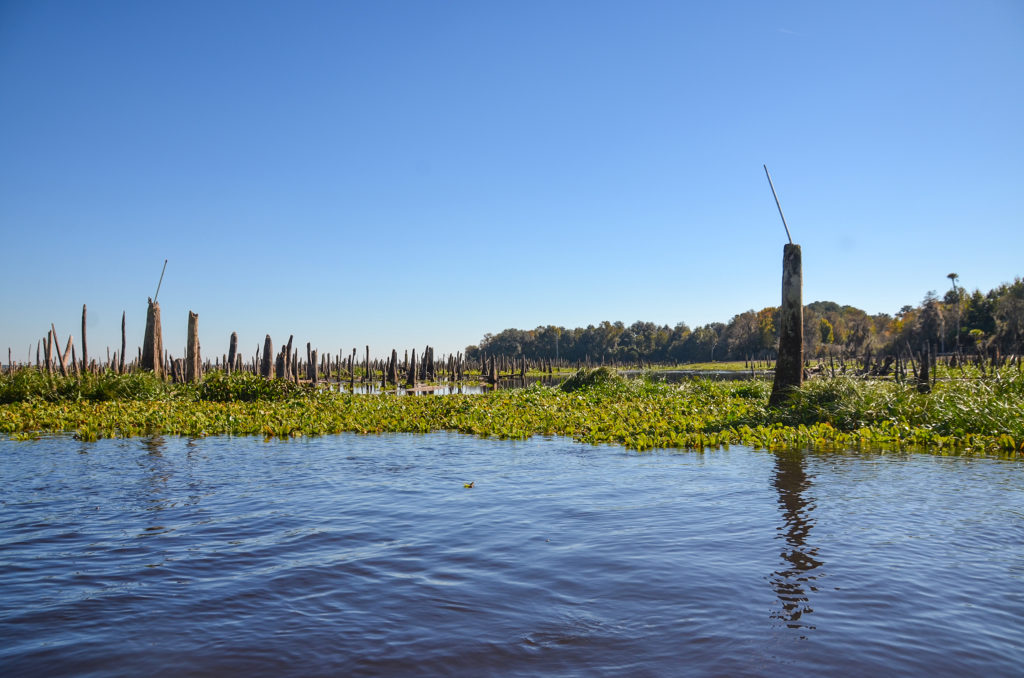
[769,244,803,406]
[81,304,88,373]
[185,311,201,383]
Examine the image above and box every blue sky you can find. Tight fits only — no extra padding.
[2,0,1022,362]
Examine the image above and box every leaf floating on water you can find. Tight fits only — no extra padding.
[464,481,474,488]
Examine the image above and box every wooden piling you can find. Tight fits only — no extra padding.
[119,312,126,374]
[407,348,417,388]
[261,335,274,379]
[141,298,164,378]
[81,304,88,373]
[45,330,53,374]
[917,344,931,394]
[227,332,238,375]
[769,244,803,407]
[185,311,201,383]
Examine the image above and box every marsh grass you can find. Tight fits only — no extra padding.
[1,367,1021,455]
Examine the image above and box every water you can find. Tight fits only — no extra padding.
[1,434,1021,677]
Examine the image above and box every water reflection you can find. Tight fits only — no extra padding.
[770,451,822,630]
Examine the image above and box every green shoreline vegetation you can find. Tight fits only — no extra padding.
[2,367,1022,457]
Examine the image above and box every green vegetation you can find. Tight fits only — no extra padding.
[468,276,1024,364]
[1,368,1021,457]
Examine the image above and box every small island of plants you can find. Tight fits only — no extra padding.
[1,365,1021,457]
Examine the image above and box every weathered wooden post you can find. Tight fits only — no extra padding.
[261,335,274,378]
[185,311,201,383]
[917,344,931,394]
[407,348,417,388]
[119,311,127,374]
[141,298,164,378]
[227,332,238,375]
[45,330,53,374]
[275,347,286,380]
[81,304,88,373]
[764,165,803,407]
[310,349,319,385]
[389,348,399,386]
[284,335,294,381]
[769,243,803,406]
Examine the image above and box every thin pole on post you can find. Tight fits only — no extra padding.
[154,259,168,302]
[764,164,793,245]
[765,164,802,407]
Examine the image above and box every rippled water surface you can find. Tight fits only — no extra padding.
[2,433,1022,677]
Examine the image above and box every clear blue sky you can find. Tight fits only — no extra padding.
[2,0,1022,362]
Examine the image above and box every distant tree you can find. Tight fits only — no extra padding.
[994,278,1024,353]
[819,317,835,345]
[725,310,760,360]
[916,292,945,351]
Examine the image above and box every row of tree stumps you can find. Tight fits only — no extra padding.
[129,297,511,388]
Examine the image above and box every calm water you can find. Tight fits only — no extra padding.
[1,433,1022,677]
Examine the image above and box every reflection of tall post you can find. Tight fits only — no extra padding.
[770,451,822,629]
[770,244,803,406]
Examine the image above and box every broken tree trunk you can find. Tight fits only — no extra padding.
[140,298,164,378]
[185,311,201,383]
[917,344,931,394]
[261,335,274,379]
[45,330,53,375]
[407,348,417,388]
[769,244,803,407]
[227,332,238,375]
[81,304,88,373]
[120,311,127,374]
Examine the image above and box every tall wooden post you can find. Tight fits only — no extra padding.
[81,304,88,373]
[261,335,274,379]
[769,244,803,406]
[119,311,127,374]
[141,298,164,377]
[227,332,238,375]
[45,330,53,374]
[407,348,417,388]
[185,311,201,383]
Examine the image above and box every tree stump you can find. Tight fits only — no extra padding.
[769,244,803,407]
[141,298,164,378]
[185,311,201,383]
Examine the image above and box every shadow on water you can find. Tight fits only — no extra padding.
[770,450,823,631]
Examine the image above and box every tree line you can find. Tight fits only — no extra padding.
[466,276,1024,364]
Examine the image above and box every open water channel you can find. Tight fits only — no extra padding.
[1,433,1022,676]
